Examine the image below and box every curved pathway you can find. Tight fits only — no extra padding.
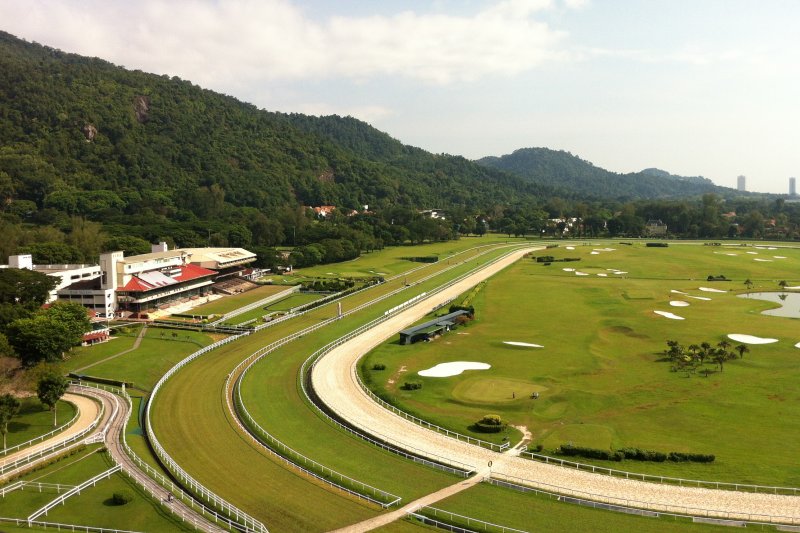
[312,247,800,524]
[0,392,101,477]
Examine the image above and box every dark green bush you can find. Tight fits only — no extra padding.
[618,447,667,462]
[474,414,504,433]
[646,242,669,247]
[668,452,715,463]
[111,490,134,505]
[372,363,386,371]
[559,444,623,462]
[400,381,422,390]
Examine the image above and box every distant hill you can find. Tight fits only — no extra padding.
[477,148,737,200]
[0,30,557,251]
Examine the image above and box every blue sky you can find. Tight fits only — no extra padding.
[2,0,798,193]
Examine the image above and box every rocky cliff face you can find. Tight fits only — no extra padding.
[82,123,97,141]
[133,95,150,123]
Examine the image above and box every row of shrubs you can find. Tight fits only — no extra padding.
[555,444,715,463]
[646,242,669,247]
[301,278,356,292]
[534,256,581,263]
[706,274,729,281]
[401,256,439,263]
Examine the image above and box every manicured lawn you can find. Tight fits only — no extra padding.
[66,329,141,371]
[67,328,218,391]
[0,444,192,531]
[361,241,800,486]
[152,242,522,532]
[430,481,743,533]
[3,397,77,451]
[187,284,294,316]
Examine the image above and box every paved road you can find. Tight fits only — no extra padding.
[312,247,800,525]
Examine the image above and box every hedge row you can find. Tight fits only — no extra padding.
[557,444,714,463]
[534,256,581,263]
[401,256,439,263]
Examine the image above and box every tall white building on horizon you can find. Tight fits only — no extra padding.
[790,177,796,196]
[737,175,746,191]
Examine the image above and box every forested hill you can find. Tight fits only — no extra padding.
[477,148,737,200]
[0,31,555,255]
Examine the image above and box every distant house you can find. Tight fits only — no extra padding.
[644,219,668,237]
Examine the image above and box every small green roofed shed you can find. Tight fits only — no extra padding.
[398,310,470,345]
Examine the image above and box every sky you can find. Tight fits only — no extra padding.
[1,0,799,194]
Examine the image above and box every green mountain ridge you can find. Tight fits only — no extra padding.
[477,148,738,200]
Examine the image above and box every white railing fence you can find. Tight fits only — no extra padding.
[28,465,121,522]
[0,409,80,457]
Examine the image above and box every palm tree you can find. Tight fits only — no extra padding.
[698,342,712,364]
[735,344,750,359]
[744,278,754,291]
[712,348,730,372]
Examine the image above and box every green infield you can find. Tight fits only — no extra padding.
[361,241,800,486]
[66,328,219,391]
[2,397,77,452]
[0,445,192,531]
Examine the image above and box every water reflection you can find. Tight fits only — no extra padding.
[739,291,800,318]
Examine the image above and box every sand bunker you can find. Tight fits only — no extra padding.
[575,271,589,276]
[654,311,684,320]
[597,273,607,277]
[746,251,758,255]
[774,256,787,259]
[669,301,690,307]
[699,287,726,293]
[727,334,778,345]
[503,341,543,348]
[754,258,772,262]
[593,248,616,252]
[795,342,800,349]
[418,362,490,377]
[687,295,712,301]
[565,246,575,250]
[611,271,628,275]
[562,268,575,272]
[590,251,600,255]
[670,290,687,295]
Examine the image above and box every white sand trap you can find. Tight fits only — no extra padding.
[504,341,543,348]
[575,271,589,276]
[768,247,778,250]
[565,246,575,250]
[726,253,739,256]
[612,271,628,275]
[746,251,758,255]
[669,301,690,307]
[597,273,607,277]
[562,267,575,272]
[727,334,778,345]
[774,256,787,259]
[699,287,726,293]
[654,310,685,320]
[670,290,687,295]
[754,258,773,262]
[795,342,800,349]
[590,251,600,255]
[593,248,616,252]
[418,362,490,377]
[687,295,712,301]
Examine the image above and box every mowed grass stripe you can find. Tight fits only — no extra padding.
[152,241,521,531]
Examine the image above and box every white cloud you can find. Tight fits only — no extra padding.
[0,0,566,86]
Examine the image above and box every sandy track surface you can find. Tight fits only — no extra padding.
[312,247,800,524]
[0,392,100,469]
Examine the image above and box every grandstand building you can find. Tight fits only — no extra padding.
[56,243,256,317]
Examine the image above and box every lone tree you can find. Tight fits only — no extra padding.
[735,344,750,359]
[37,373,68,426]
[0,394,20,449]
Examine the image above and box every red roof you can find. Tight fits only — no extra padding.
[83,331,109,341]
[119,276,155,292]
[174,263,217,281]
[118,264,216,293]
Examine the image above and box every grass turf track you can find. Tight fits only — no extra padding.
[361,241,800,486]
[151,239,523,532]
[184,284,292,316]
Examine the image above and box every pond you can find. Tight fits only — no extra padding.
[739,291,800,318]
